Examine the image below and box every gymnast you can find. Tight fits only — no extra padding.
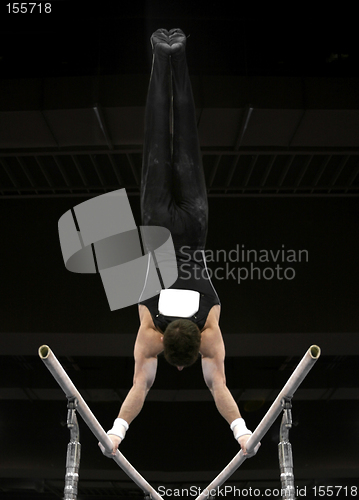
[105,29,258,457]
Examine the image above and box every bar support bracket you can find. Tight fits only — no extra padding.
[278,397,295,500]
[64,397,81,500]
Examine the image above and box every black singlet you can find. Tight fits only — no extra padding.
[139,248,220,332]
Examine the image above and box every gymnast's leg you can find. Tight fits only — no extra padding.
[140,29,173,228]
[170,29,208,250]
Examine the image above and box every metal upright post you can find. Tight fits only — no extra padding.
[64,397,81,500]
[278,397,295,500]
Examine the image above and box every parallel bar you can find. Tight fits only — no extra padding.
[195,345,321,500]
[38,345,164,500]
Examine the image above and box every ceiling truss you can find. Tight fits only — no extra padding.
[1,148,358,199]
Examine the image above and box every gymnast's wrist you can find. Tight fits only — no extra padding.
[230,417,252,440]
[107,418,129,440]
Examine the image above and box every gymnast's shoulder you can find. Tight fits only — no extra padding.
[201,304,221,331]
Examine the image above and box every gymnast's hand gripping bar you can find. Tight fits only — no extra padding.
[38,345,164,500]
[195,345,321,500]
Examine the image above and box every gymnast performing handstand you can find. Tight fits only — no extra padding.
[105,29,257,457]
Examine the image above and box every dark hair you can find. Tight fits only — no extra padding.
[163,319,201,367]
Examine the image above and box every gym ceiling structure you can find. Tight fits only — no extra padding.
[0,3,358,499]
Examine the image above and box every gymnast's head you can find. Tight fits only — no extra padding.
[162,319,201,370]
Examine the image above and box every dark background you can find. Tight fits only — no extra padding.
[0,2,358,499]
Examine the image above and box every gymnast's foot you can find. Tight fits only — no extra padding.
[151,29,171,55]
[168,28,186,56]
[151,28,186,56]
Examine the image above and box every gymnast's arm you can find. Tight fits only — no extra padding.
[106,320,162,455]
[200,325,254,455]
